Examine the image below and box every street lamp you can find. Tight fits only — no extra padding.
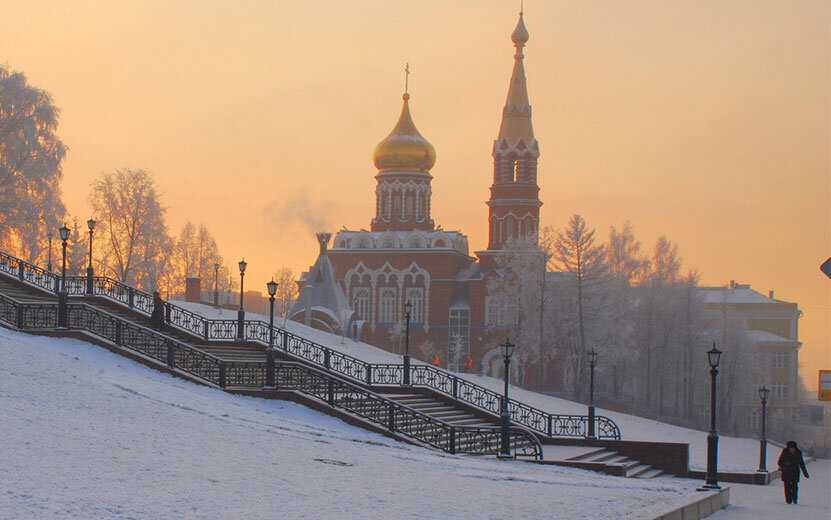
[86,218,96,294]
[403,301,412,385]
[498,338,516,459]
[58,224,70,327]
[265,279,278,389]
[699,343,722,490]
[47,231,53,272]
[587,349,598,439]
[237,258,247,340]
[757,386,770,472]
[213,263,220,308]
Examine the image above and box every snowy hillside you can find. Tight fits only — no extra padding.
[175,300,786,471]
[0,328,704,519]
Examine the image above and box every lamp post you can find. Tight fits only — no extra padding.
[587,349,598,439]
[47,231,53,272]
[213,263,220,308]
[237,258,247,340]
[58,224,70,327]
[265,279,278,389]
[699,343,722,490]
[757,386,770,472]
[498,338,516,459]
[403,301,412,385]
[86,218,96,294]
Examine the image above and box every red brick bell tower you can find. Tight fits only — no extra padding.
[482,11,541,260]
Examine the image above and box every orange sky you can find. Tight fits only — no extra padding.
[2,0,829,389]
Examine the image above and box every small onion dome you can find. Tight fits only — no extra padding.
[511,13,529,46]
[373,93,436,172]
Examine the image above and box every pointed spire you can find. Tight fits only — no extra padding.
[497,10,535,147]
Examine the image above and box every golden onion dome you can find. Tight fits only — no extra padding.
[373,93,436,172]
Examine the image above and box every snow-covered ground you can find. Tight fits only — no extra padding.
[0,328,708,520]
[712,460,830,519]
[175,300,792,472]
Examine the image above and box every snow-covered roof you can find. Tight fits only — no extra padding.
[699,284,791,305]
[745,329,794,344]
[331,228,469,254]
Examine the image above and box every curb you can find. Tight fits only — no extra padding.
[652,487,729,520]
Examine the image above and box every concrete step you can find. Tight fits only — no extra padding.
[635,468,665,479]
[626,464,652,478]
[584,450,618,462]
[566,448,608,462]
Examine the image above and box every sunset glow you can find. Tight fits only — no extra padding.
[2,0,828,386]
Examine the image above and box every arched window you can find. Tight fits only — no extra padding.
[383,240,395,248]
[393,197,401,217]
[406,196,413,217]
[434,239,446,248]
[514,159,521,182]
[409,239,421,248]
[405,287,423,323]
[353,288,369,320]
[378,288,397,323]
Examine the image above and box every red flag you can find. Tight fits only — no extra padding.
[432,356,440,365]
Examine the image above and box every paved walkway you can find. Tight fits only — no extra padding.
[710,459,830,519]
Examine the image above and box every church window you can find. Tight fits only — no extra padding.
[506,218,514,240]
[514,158,520,182]
[485,297,500,326]
[383,239,395,248]
[409,239,421,248]
[378,288,397,323]
[353,288,369,321]
[434,239,446,248]
[394,197,401,217]
[406,196,413,217]
[405,288,423,323]
[358,239,370,248]
[448,309,470,372]
[504,301,518,327]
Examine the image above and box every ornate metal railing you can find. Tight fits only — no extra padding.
[0,249,619,440]
[0,291,542,459]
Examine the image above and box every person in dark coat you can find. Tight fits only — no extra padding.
[777,440,809,504]
[150,291,165,330]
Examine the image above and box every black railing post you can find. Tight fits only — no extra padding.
[115,321,122,345]
[203,320,210,342]
[453,376,459,399]
[548,415,553,438]
[128,287,135,309]
[324,349,331,370]
[164,303,171,324]
[18,262,24,281]
[219,362,227,388]
[366,364,373,385]
[281,329,288,352]
[449,426,456,454]
[57,293,68,328]
[16,305,24,329]
[387,403,396,431]
[327,379,335,405]
[167,342,175,368]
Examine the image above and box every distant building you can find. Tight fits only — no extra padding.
[290,12,544,375]
[700,281,802,434]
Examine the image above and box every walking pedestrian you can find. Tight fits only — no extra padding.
[777,440,809,504]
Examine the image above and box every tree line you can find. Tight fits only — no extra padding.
[488,215,764,436]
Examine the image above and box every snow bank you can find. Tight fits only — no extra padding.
[0,328,702,520]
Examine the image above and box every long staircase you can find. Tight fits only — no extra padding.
[0,250,633,466]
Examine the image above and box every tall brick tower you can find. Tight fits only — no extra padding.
[482,10,541,256]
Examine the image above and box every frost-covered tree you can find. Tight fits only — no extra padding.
[553,215,609,400]
[272,267,299,326]
[486,235,548,387]
[65,218,88,276]
[89,169,168,287]
[0,65,66,255]
[172,222,223,294]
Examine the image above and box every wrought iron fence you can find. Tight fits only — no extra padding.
[0,248,619,440]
